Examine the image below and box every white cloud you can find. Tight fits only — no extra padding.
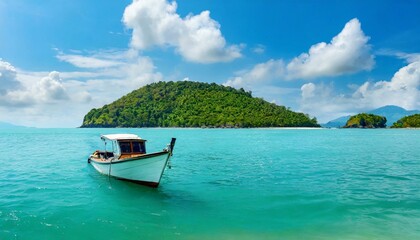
[224,18,375,89]
[299,82,349,121]
[224,59,285,89]
[352,60,419,109]
[252,44,266,54]
[36,71,69,101]
[0,49,165,127]
[56,49,163,88]
[287,18,374,79]
[123,0,242,63]
[56,49,140,69]
[3,71,69,107]
[56,54,124,69]
[377,49,420,63]
[222,18,417,124]
[301,82,316,99]
[299,59,420,122]
[54,50,164,113]
[0,59,20,94]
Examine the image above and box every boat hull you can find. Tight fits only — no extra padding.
[89,151,170,187]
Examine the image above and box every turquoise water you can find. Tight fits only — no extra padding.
[1,128,419,239]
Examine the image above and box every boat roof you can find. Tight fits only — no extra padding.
[100,134,145,141]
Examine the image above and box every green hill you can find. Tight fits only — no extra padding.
[343,113,387,128]
[322,105,420,128]
[391,114,420,128]
[81,81,319,128]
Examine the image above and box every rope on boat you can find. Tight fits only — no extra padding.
[103,140,113,180]
[108,157,113,178]
[167,138,176,169]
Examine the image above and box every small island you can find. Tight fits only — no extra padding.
[81,81,320,128]
[343,113,387,128]
[391,114,420,128]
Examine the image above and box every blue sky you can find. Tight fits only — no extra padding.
[0,0,419,127]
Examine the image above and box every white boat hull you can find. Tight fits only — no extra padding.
[89,152,170,187]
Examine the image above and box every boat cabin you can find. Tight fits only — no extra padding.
[97,134,147,160]
[117,139,146,158]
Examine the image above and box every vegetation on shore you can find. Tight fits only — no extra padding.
[391,114,420,128]
[343,113,387,128]
[81,81,319,128]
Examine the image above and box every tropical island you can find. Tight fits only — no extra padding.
[322,105,420,128]
[391,114,420,128]
[343,113,387,128]
[81,81,319,128]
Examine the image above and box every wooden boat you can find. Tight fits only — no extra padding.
[88,134,176,187]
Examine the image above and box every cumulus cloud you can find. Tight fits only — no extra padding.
[3,71,69,107]
[352,60,419,109]
[224,59,285,89]
[223,18,417,124]
[300,82,316,99]
[224,18,374,89]
[34,71,69,101]
[0,50,166,127]
[287,18,374,79]
[299,59,420,122]
[123,0,242,63]
[0,61,85,126]
[0,59,21,94]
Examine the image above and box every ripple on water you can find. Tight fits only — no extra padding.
[0,128,419,240]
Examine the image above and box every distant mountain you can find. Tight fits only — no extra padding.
[0,121,28,129]
[369,105,420,125]
[322,105,420,128]
[321,115,351,128]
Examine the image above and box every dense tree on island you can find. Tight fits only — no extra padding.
[391,114,420,128]
[322,105,420,128]
[343,113,387,128]
[81,81,319,128]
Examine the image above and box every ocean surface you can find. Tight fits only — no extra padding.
[0,128,419,239]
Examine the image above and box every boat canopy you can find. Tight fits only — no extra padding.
[101,134,145,141]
